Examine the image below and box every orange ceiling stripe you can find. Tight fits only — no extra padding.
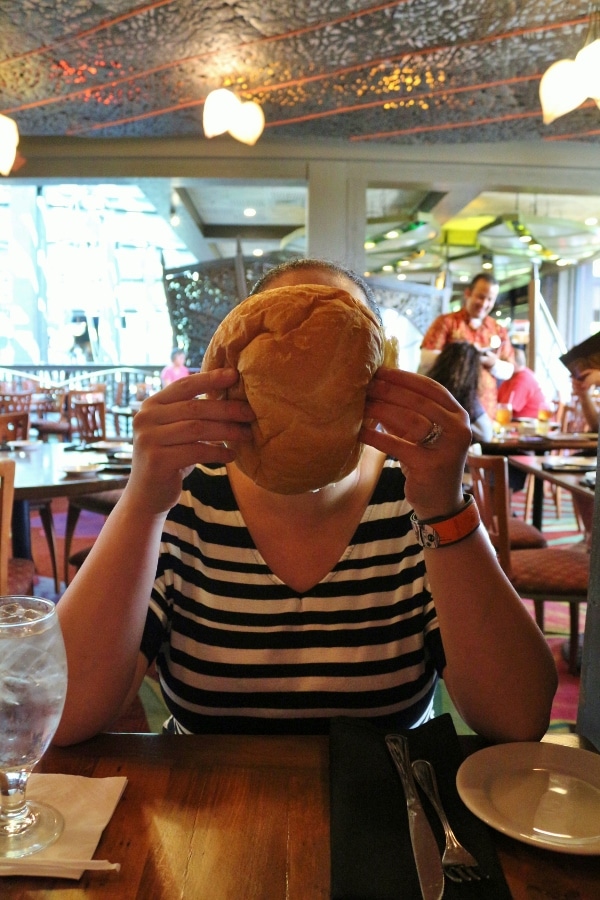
[350,108,547,140]
[0,1,406,70]
[542,106,600,140]
[264,74,539,128]
[66,73,540,136]
[0,1,175,66]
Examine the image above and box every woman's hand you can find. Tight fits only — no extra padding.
[126,368,255,515]
[575,369,600,392]
[360,367,471,520]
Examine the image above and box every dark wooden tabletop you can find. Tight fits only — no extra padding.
[480,432,598,455]
[2,731,600,899]
[4,442,130,502]
[508,454,596,501]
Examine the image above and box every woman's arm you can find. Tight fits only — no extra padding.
[53,368,255,745]
[361,368,557,744]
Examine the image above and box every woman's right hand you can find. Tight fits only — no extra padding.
[575,369,600,392]
[125,368,255,515]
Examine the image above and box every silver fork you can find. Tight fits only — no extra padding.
[412,758,482,884]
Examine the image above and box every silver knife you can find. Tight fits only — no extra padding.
[385,735,445,900]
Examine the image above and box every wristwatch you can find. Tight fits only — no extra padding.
[410,494,480,548]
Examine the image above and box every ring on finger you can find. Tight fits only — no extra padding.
[420,422,443,447]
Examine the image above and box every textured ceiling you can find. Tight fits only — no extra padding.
[1,0,599,145]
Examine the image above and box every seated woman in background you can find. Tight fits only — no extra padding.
[427,341,494,443]
[569,370,599,545]
[571,369,600,432]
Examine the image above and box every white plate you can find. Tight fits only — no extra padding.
[88,441,132,453]
[7,440,42,450]
[62,463,104,477]
[113,451,133,462]
[456,742,600,854]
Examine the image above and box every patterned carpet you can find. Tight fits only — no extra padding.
[30,483,586,734]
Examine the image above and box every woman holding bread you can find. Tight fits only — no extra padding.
[54,258,556,747]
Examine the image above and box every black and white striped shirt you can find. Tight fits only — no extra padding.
[141,458,445,734]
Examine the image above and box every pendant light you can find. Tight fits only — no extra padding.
[0,114,19,176]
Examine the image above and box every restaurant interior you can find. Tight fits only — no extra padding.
[2,1,600,894]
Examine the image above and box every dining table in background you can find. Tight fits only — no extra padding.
[3,442,131,559]
[479,431,599,456]
[508,454,596,531]
[1,731,599,900]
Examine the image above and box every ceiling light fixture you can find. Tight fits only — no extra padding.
[539,7,600,124]
[0,114,19,176]
[203,88,265,145]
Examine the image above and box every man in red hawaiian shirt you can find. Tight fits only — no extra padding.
[419,272,515,418]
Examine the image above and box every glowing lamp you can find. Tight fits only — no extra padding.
[0,114,19,176]
[203,88,265,145]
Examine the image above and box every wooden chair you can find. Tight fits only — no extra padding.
[29,387,67,442]
[469,444,548,551]
[0,412,61,592]
[63,488,123,585]
[72,398,106,443]
[466,449,589,674]
[0,458,36,595]
[63,398,121,584]
[0,411,30,443]
[30,385,106,443]
[0,391,34,415]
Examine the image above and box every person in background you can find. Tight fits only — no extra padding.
[160,348,190,388]
[427,341,494,443]
[497,348,550,419]
[419,273,515,419]
[566,370,599,545]
[571,369,600,432]
[52,257,556,749]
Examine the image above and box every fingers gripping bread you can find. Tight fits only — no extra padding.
[202,283,385,493]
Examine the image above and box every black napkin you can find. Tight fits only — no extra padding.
[329,714,511,900]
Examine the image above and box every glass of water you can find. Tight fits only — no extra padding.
[0,596,68,858]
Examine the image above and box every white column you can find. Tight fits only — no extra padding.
[4,187,47,364]
[306,161,366,275]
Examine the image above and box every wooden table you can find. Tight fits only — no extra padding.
[2,732,599,899]
[480,432,598,455]
[3,443,130,558]
[508,454,596,530]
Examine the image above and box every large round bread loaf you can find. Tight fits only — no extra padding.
[202,283,385,493]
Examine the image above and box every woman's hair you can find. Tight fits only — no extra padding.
[249,257,382,324]
[427,341,483,418]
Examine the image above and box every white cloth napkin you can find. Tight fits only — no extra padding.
[0,773,127,879]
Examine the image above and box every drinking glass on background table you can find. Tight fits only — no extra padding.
[494,402,513,438]
[0,596,67,859]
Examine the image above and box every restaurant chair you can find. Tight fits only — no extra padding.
[30,385,106,443]
[0,411,30,443]
[63,398,122,584]
[63,489,123,585]
[29,387,67,441]
[0,458,36,595]
[72,398,107,443]
[468,444,548,551]
[0,391,34,415]
[466,449,589,674]
[0,411,61,592]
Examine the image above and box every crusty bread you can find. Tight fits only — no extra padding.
[202,283,385,493]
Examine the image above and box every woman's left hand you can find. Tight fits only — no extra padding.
[360,367,472,520]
